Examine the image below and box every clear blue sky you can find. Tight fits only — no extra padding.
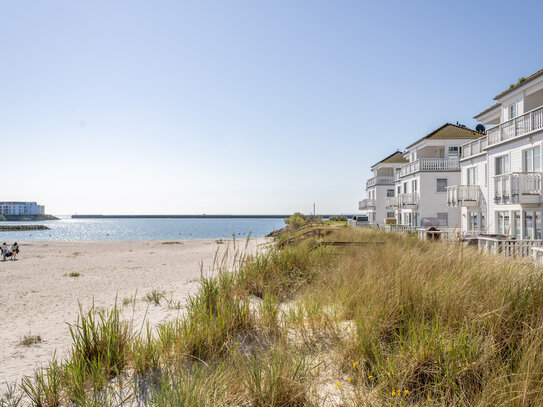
[1,1,542,215]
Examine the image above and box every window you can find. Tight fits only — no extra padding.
[387,212,395,218]
[437,212,448,226]
[397,186,401,195]
[411,179,417,193]
[386,189,394,197]
[495,155,510,175]
[436,178,447,192]
[509,103,517,119]
[448,146,460,158]
[497,211,511,235]
[403,182,407,193]
[523,147,541,172]
[468,212,478,231]
[466,167,476,185]
[523,211,541,239]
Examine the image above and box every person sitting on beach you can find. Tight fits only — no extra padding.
[11,242,19,260]
[1,242,7,261]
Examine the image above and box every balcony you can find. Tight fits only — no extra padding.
[359,199,376,210]
[385,196,398,209]
[461,137,487,159]
[487,106,543,146]
[366,176,395,188]
[398,193,419,208]
[446,185,481,208]
[494,173,542,204]
[399,158,459,177]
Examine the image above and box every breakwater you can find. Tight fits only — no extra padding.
[71,214,354,219]
[0,225,50,231]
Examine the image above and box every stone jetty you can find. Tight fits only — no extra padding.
[0,225,50,231]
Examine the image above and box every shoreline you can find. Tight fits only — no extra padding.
[0,238,266,388]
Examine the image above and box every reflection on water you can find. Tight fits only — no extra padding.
[0,216,285,241]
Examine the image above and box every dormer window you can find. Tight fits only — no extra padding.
[509,103,517,119]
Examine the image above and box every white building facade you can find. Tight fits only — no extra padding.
[392,124,484,227]
[360,151,407,226]
[0,202,45,216]
[449,68,543,239]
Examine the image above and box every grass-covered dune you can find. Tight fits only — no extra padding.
[4,227,543,406]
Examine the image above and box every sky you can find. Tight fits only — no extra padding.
[1,0,543,215]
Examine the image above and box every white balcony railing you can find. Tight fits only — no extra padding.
[398,193,419,208]
[385,196,399,209]
[461,137,487,159]
[494,172,542,204]
[359,199,376,210]
[366,176,395,188]
[487,105,543,146]
[446,185,481,208]
[399,158,459,177]
[479,237,543,259]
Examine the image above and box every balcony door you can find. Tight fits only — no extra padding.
[523,211,542,239]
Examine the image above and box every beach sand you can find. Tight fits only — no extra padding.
[0,238,265,388]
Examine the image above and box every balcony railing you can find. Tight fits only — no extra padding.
[359,199,376,210]
[366,176,395,188]
[494,172,542,204]
[487,105,543,146]
[385,196,399,209]
[461,137,487,159]
[398,193,419,208]
[446,185,481,208]
[399,158,459,177]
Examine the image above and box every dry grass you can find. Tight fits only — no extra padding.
[7,228,543,406]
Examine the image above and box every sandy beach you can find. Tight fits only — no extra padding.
[0,238,265,388]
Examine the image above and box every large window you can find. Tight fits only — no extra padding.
[495,155,510,175]
[436,178,447,192]
[523,147,541,172]
[509,103,517,119]
[523,211,542,239]
[466,167,476,185]
[448,146,460,158]
[411,179,417,193]
[437,212,448,226]
[497,211,511,235]
[386,189,394,197]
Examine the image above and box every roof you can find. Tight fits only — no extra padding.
[371,151,407,169]
[405,123,484,149]
[474,102,501,119]
[494,68,543,100]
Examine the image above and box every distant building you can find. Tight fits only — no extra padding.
[0,202,45,216]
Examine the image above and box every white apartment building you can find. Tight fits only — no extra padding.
[0,202,45,216]
[391,124,484,227]
[451,68,543,239]
[359,151,407,226]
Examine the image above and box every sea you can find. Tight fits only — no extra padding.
[0,216,286,242]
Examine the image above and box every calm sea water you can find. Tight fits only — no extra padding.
[0,216,285,242]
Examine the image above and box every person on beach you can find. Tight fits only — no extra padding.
[1,242,7,261]
[11,242,19,260]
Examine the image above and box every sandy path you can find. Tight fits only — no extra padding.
[0,238,265,388]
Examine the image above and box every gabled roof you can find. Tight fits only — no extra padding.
[494,68,543,100]
[474,102,501,120]
[371,151,407,169]
[405,123,483,150]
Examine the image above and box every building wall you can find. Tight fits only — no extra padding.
[459,154,488,232]
[486,130,543,236]
[0,202,44,216]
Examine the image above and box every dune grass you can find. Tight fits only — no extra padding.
[7,228,543,405]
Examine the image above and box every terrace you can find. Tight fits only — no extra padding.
[399,158,459,177]
[494,172,542,204]
[487,105,543,146]
[446,185,482,208]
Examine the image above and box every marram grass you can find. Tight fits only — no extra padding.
[6,228,543,406]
